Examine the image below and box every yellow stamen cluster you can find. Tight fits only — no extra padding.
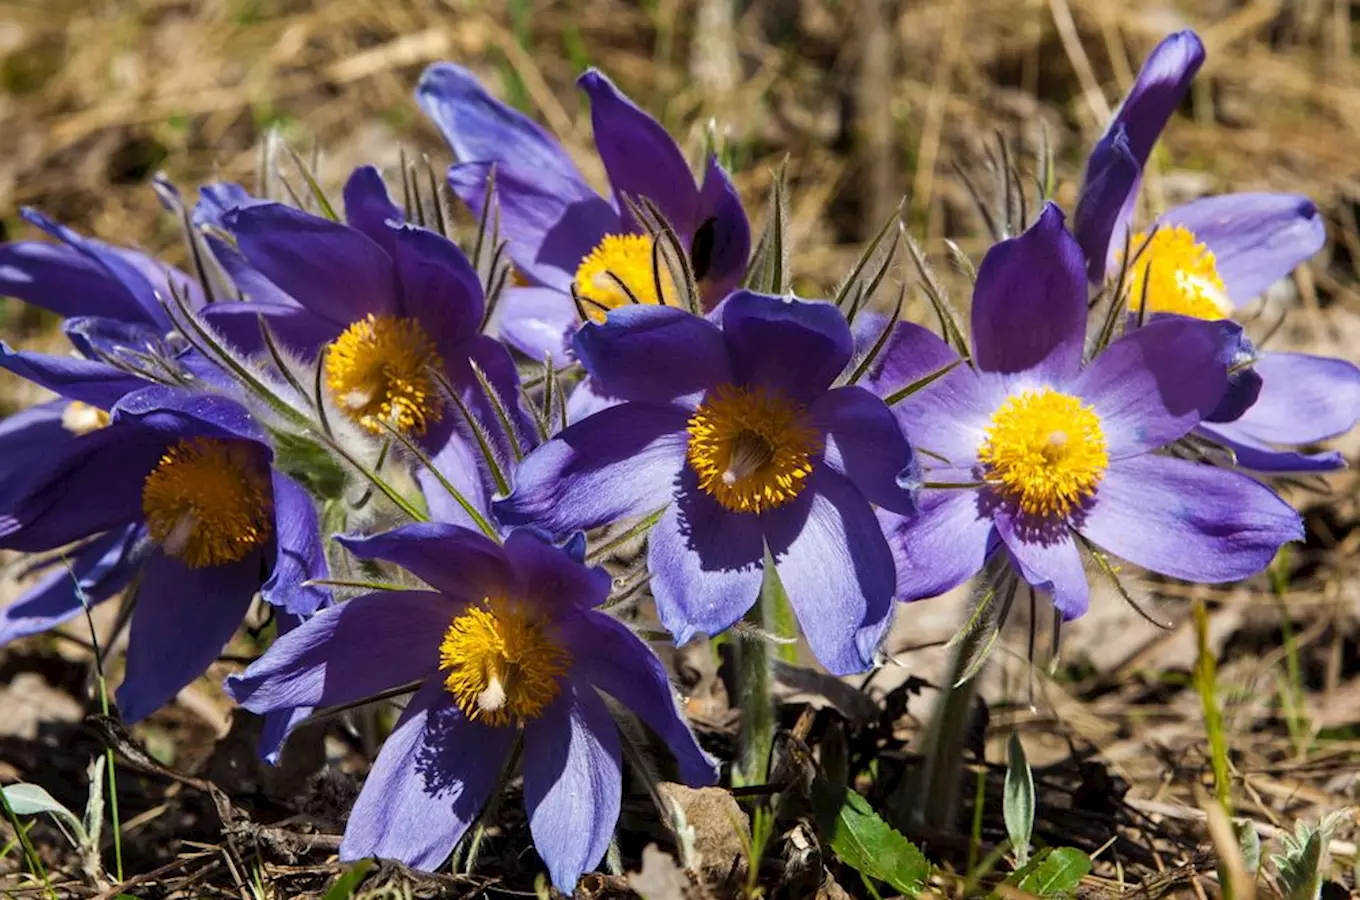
[438,598,570,727]
[61,401,111,435]
[978,388,1109,518]
[572,233,678,322]
[1124,226,1233,321]
[686,384,822,514]
[324,314,444,435]
[141,438,273,568]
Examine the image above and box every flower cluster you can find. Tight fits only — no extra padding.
[0,31,1353,892]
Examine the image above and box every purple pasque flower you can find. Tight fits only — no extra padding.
[0,207,205,339]
[868,204,1301,616]
[493,291,917,675]
[1072,30,1358,471]
[0,373,327,724]
[200,165,531,524]
[226,524,716,891]
[416,63,750,362]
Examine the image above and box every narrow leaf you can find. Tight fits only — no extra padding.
[1003,732,1034,867]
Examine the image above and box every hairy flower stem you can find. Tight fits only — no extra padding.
[904,632,985,831]
[734,562,783,787]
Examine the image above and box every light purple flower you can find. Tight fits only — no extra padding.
[494,291,917,674]
[0,376,327,724]
[869,204,1301,616]
[1071,31,1356,471]
[199,165,531,525]
[226,524,715,891]
[416,64,750,361]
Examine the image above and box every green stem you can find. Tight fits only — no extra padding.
[905,632,983,831]
[734,562,782,788]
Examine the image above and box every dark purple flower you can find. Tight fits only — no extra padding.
[0,207,204,334]
[868,204,1301,616]
[1071,31,1355,471]
[0,373,327,724]
[1072,30,1204,282]
[415,64,750,361]
[494,291,916,674]
[200,165,531,526]
[226,524,715,891]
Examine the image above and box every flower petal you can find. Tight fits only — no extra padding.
[812,386,918,515]
[417,63,595,203]
[336,524,511,603]
[693,156,751,302]
[417,431,495,532]
[503,529,612,613]
[0,525,141,645]
[994,511,1089,619]
[559,610,718,786]
[340,680,514,870]
[388,224,484,348]
[879,488,995,603]
[1076,454,1302,582]
[1196,422,1345,474]
[1072,125,1141,282]
[193,182,267,229]
[262,472,329,616]
[0,424,165,552]
[114,385,267,446]
[226,590,454,714]
[200,301,338,358]
[20,209,173,327]
[766,468,896,674]
[522,678,623,893]
[1110,31,1205,165]
[490,285,578,362]
[1161,193,1326,307]
[494,402,689,536]
[1072,317,1239,457]
[573,305,731,404]
[448,162,617,293]
[0,345,147,410]
[0,401,67,489]
[253,607,322,764]
[565,376,623,424]
[579,69,699,234]
[1075,30,1204,281]
[417,61,617,291]
[342,165,405,251]
[721,291,852,402]
[117,551,261,722]
[1229,351,1360,445]
[868,323,994,467]
[226,203,398,326]
[863,319,962,396]
[971,203,1086,381]
[0,241,152,325]
[649,474,765,644]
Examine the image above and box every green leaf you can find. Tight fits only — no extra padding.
[1012,847,1091,898]
[1003,732,1035,867]
[322,859,374,900]
[2,783,87,847]
[812,777,930,897]
[1272,809,1349,900]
